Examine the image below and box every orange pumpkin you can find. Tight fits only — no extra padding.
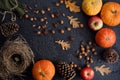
[95,28,116,48]
[100,2,120,26]
[32,60,55,80]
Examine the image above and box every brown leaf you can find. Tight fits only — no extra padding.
[65,0,80,13]
[94,65,111,76]
[67,16,80,28]
[55,40,70,50]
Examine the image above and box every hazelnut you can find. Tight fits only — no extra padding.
[56,2,60,6]
[73,64,77,68]
[37,26,41,29]
[32,25,36,28]
[24,14,29,19]
[91,48,96,52]
[88,41,92,45]
[34,17,37,21]
[86,56,90,61]
[43,29,48,35]
[30,17,34,21]
[37,31,41,35]
[78,54,82,59]
[81,47,85,51]
[40,18,44,22]
[53,23,58,28]
[80,23,84,28]
[41,10,45,15]
[34,4,38,8]
[60,29,64,34]
[77,66,81,70]
[66,27,71,31]
[69,36,75,41]
[60,20,64,24]
[51,30,55,34]
[47,7,51,11]
[93,51,97,55]
[51,14,55,18]
[60,0,64,4]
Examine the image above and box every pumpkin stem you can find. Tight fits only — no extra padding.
[40,71,46,77]
[112,10,117,14]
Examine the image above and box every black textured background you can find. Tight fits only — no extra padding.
[0,0,120,80]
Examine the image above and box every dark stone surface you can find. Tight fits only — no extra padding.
[0,0,120,80]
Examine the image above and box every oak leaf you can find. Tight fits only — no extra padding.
[67,16,80,28]
[65,0,80,13]
[55,40,70,50]
[95,65,111,76]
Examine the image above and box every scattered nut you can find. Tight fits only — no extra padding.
[79,23,84,28]
[62,13,66,17]
[56,2,60,6]
[88,41,92,45]
[78,54,82,59]
[28,6,32,10]
[91,48,96,52]
[32,25,36,28]
[60,20,64,24]
[66,27,71,31]
[93,51,97,55]
[77,66,81,70]
[69,36,75,41]
[55,12,60,17]
[37,31,41,35]
[86,45,90,50]
[35,10,39,14]
[81,41,84,45]
[60,0,64,4]
[34,4,38,8]
[60,29,64,34]
[24,14,29,19]
[43,29,48,35]
[51,14,55,18]
[30,17,34,21]
[40,18,45,22]
[51,30,55,34]
[37,26,41,29]
[86,56,90,61]
[41,10,45,15]
[47,7,51,11]
[34,17,37,21]
[53,23,58,28]
[81,47,85,52]
[86,50,90,53]
[73,64,77,68]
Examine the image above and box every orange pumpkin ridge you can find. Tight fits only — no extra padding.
[95,28,116,48]
[100,2,120,26]
[32,60,55,80]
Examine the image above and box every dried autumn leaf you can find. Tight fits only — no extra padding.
[55,40,70,50]
[67,16,80,28]
[65,0,80,13]
[95,65,111,76]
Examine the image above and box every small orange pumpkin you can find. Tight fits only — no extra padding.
[95,28,116,48]
[32,60,55,80]
[100,2,120,26]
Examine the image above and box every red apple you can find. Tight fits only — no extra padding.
[80,66,94,80]
[88,16,103,31]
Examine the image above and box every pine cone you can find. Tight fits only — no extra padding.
[104,48,119,64]
[57,61,76,80]
[0,22,19,37]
